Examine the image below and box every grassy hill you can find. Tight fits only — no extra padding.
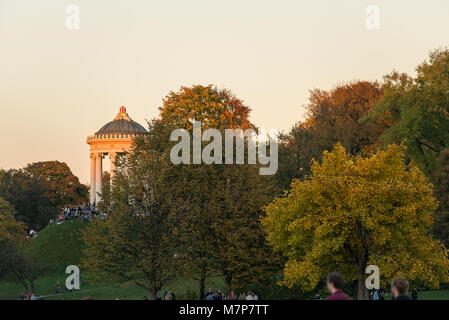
[0,218,223,300]
[28,218,87,273]
[0,218,89,299]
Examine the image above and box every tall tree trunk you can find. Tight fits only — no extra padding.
[225,273,232,296]
[355,272,368,300]
[152,285,158,300]
[199,267,206,300]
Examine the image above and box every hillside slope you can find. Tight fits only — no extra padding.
[29,218,87,273]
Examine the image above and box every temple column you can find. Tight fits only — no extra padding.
[90,153,96,205]
[109,152,117,182]
[95,153,103,203]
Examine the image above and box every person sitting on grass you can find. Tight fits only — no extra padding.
[325,272,351,300]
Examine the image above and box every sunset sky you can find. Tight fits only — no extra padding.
[1,0,448,183]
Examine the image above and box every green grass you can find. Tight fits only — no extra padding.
[0,271,226,300]
[418,290,449,300]
[0,218,227,300]
[382,290,449,300]
[27,218,87,272]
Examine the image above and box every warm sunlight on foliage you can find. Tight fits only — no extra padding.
[263,144,449,299]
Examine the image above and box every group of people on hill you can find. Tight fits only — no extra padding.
[48,205,100,226]
[204,289,259,300]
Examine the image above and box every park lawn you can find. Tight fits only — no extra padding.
[27,218,87,273]
[0,272,226,300]
[2,218,449,300]
[410,290,449,300]
[2,271,449,299]
[380,290,449,300]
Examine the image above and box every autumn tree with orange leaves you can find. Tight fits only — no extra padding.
[158,84,254,130]
[276,81,386,190]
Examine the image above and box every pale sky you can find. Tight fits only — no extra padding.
[1,0,448,183]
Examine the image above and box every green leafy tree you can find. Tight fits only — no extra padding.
[170,161,279,297]
[0,198,47,293]
[82,128,180,299]
[365,48,449,174]
[0,162,88,229]
[158,85,279,297]
[0,169,56,230]
[97,171,111,213]
[432,148,449,248]
[364,48,449,246]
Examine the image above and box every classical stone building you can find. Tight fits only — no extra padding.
[86,106,147,205]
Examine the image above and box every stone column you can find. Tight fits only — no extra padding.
[90,153,96,205]
[109,152,117,182]
[95,153,103,203]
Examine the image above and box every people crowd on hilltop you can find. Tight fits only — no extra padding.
[26,205,99,240]
[47,205,105,227]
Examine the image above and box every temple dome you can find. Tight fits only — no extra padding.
[95,106,147,135]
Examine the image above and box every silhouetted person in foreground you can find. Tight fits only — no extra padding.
[391,277,411,300]
[325,272,351,300]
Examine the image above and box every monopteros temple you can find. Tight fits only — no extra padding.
[86,106,147,205]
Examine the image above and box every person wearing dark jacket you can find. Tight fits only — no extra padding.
[325,272,351,300]
[391,277,411,300]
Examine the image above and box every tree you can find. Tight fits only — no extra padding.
[364,48,449,246]
[24,161,89,207]
[365,48,449,174]
[432,148,449,248]
[276,81,385,191]
[0,198,27,281]
[0,169,56,230]
[82,127,180,299]
[0,162,88,230]
[159,84,254,130]
[263,144,449,300]
[170,161,279,297]
[157,85,278,297]
[206,164,280,294]
[97,171,111,213]
[0,198,47,293]
[306,81,384,155]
